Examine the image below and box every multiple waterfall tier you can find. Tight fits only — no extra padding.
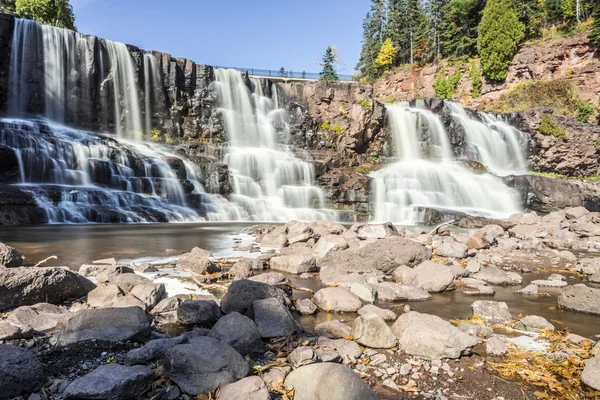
[371,102,524,224]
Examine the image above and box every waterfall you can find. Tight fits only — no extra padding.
[7,18,39,116]
[447,102,528,175]
[371,103,521,224]
[213,69,334,222]
[143,53,161,136]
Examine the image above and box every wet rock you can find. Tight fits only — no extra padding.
[357,304,397,321]
[253,298,298,338]
[270,253,317,274]
[288,346,320,367]
[125,335,187,365]
[218,376,270,400]
[391,311,479,360]
[582,355,600,391]
[313,287,362,312]
[473,266,522,285]
[164,336,249,395]
[220,279,291,315]
[229,259,253,279]
[177,300,222,326]
[177,247,219,275]
[531,279,567,288]
[471,301,513,324]
[350,282,377,303]
[0,344,44,398]
[207,312,265,355]
[52,307,151,345]
[351,313,397,348]
[0,242,23,267]
[486,337,507,356]
[295,298,318,315]
[393,260,456,292]
[284,363,379,400]
[0,267,96,312]
[64,364,154,400]
[464,286,495,296]
[369,282,432,301]
[514,283,538,295]
[317,337,362,364]
[548,273,566,281]
[515,315,555,332]
[315,320,352,339]
[457,322,493,337]
[248,272,289,285]
[355,222,399,240]
[437,238,468,258]
[558,284,600,315]
[319,237,431,285]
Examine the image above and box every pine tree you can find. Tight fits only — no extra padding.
[478,0,525,82]
[355,0,387,81]
[439,0,484,58]
[386,0,409,64]
[426,0,449,61]
[590,1,600,50]
[320,46,339,83]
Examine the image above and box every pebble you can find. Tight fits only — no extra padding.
[400,363,412,375]
[442,363,451,372]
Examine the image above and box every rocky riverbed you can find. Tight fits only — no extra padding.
[1,208,600,399]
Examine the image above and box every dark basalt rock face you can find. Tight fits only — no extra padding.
[0,183,47,225]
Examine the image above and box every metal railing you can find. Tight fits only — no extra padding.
[213,66,355,82]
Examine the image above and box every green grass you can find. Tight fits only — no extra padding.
[331,124,345,135]
[539,114,568,140]
[490,80,580,116]
[321,120,330,131]
[356,98,372,110]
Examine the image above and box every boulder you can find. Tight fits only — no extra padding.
[312,287,362,312]
[369,282,432,301]
[269,253,317,274]
[125,335,187,365]
[473,266,522,285]
[87,284,124,308]
[177,247,219,275]
[457,322,493,337]
[514,315,555,332]
[177,300,222,326]
[218,376,270,400]
[101,272,148,292]
[207,312,265,355]
[229,259,253,279]
[315,320,352,339]
[314,235,348,261]
[0,344,44,398]
[531,279,567,288]
[315,348,342,363]
[355,222,399,239]
[349,282,377,303]
[317,337,362,364]
[514,283,538,295]
[262,366,292,388]
[318,237,431,285]
[6,303,68,332]
[351,313,397,348]
[52,307,151,345]
[0,321,32,340]
[471,301,513,324]
[284,363,379,400]
[220,280,291,315]
[253,298,298,338]
[260,227,289,247]
[64,364,154,400]
[0,267,96,312]
[393,261,455,292]
[391,312,479,360]
[558,284,600,315]
[164,336,249,395]
[248,272,289,286]
[0,242,23,267]
[130,283,165,309]
[509,224,549,240]
[357,304,397,321]
[287,346,320,367]
[436,239,468,258]
[582,355,600,391]
[295,298,318,315]
[486,337,507,356]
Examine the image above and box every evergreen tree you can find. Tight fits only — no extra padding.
[355,0,387,81]
[515,0,543,40]
[426,0,450,61]
[439,0,484,58]
[386,0,427,64]
[478,0,525,81]
[590,1,600,50]
[15,0,76,30]
[320,46,339,83]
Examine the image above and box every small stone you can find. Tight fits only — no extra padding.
[400,363,412,375]
[295,299,318,315]
[287,346,320,367]
[486,337,507,356]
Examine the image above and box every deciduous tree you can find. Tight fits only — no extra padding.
[15,0,76,30]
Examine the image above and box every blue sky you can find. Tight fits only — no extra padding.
[71,0,368,75]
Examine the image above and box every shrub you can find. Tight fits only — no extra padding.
[434,69,461,100]
[595,140,600,151]
[356,99,372,110]
[492,80,579,115]
[339,106,348,116]
[165,136,177,145]
[331,124,345,135]
[576,101,594,123]
[469,61,482,98]
[150,128,161,142]
[539,114,567,140]
[321,120,330,131]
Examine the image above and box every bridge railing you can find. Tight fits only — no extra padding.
[213,66,356,82]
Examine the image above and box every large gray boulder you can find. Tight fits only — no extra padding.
[471,301,513,324]
[52,307,151,346]
[177,247,219,275]
[0,242,23,267]
[312,287,363,312]
[64,364,154,400]
[351,313,397,349]
[284,363,379,400]
[558,284,600,315]
[220,280,291,315]
[87,284,124,308]
[6,303,68,333]
[355,222,399,240]
[207,312,265,355]
[393,261,456,292]
[514,315,555,332]
[269,253,317,274]
[177,300,222,326]
[0,267,96,312]
[0,344,44,399]
[473,266,522,285]
[125,335,187,365]
[369,282,432,301]
[218,376,270,400]
[130,283,165,309]
[318,237,431,285]
[436,238,468,258]
[391,311,479,360]
[317,337,362,364]
[253,298,298,338]
[357,304,397,321]
[314,234,348,261]
[287,346,320,367]
[582,355,600,391]
[164,336,249,395]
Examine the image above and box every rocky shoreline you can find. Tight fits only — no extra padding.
[1,209,600,399]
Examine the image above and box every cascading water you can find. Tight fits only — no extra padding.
[143,53,161,136]
[371,102,522,224]
[447,102,528,175]
[213,69,334,221]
